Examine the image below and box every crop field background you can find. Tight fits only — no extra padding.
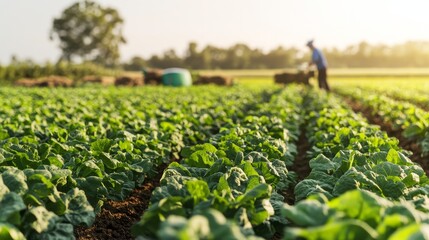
[193,68,429,87]
[3,0,429,239]
[2,70,429,239]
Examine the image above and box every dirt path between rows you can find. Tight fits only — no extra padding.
[273,125,311,240]
[74,164,167,240]
[282,125,312,205]
[343,97,429,175]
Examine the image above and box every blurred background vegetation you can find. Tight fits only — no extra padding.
[2,0,429,83]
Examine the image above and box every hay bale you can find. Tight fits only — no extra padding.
[15,78,38,87]
[195,75,233,86]
[41,76,73,87]
[143,69,163,85]
[15,76,73,88]
[274,71,312,85]
[82,75,115,86]
[115,76,144,86]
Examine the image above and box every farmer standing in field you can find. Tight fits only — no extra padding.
[307,40,330,91]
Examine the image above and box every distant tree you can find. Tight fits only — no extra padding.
[184,42,204,69]
[135,41,429,69]
[147,49,184,69]
[264,46,296,68]
[201,45,228,69]
[123,56,147,71]
[226,44,252,69]
[50,0,126,67]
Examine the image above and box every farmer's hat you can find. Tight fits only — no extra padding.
[306,39,314,47]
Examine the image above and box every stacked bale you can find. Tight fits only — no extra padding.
[143,68,163,85]
[115,76,144,86]
[42,76,73,87]
[15,78,37,87]
[194,75,234,86]
[274,71,313,85]
[15,76,73,87]
[82,76,115,86]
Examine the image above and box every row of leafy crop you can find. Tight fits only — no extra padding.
[0,86,274,239]
[131,86,304,239]
[374,87,429,110]
[281,89,429,239]
[334,82,429,110]
[335,87,429,155]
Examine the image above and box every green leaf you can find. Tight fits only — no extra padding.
[132,197,187,238]
[0,223,25,240]
[332,168,382,197]
[386,149,413,165]
[251,161,279,185]
[282,200,329,226]
[328,190,390,223]
[184,150,216,168]
[373,162,405,178]
[119,140,134,152]
[222,167,249,194]
[76,176,108,210]
[309,154,338,174]
[241,162,260,178]
[76,160,103,178]
[30,223,74,240]
[1,168,28,196]
[403,172,420,187]
[403,123,425,138]
[100,152,120,170]
[23,206,57,234]
[248,198,274,225]
[37,143,51,160]
[294,179,334,201]
[389,223,429,240]
[103,172,135,200]
[90,139,112,154]
[0,192,26,225]
[0,129,10,140]
[62,188,95,226]
[374,175,406,199]
[284,219,379,240]
[185,180,210,202]
[156,209,263,240]
[237,184,271,204]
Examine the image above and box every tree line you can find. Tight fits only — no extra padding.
[0,58,117,83]
[123,41,429,70]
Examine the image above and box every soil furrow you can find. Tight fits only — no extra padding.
[273,125,312,240]
[284,125,311,200]
[74,163,167,240]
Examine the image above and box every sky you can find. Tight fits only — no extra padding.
[0,0,428,63]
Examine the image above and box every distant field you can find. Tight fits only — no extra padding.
[127,68,429,86]
[197,68,429,86]
[230,77,427,87]
[197,68,429,78]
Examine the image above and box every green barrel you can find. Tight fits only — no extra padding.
[162,68,192,87]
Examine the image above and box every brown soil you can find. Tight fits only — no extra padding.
[282,127,312,205]
[74,164,166,240]
[273,126,311,240]
[344,97,429,175]
[291,127,312,182]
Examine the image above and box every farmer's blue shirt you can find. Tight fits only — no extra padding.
[312,48,328,70]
